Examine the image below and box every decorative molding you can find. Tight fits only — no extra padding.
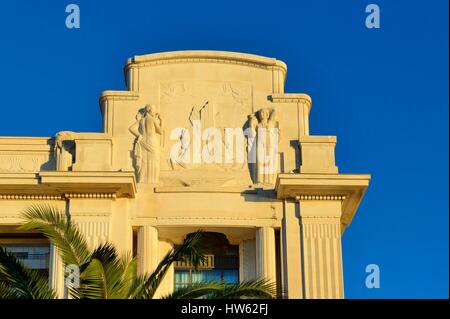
[276,173,370,234]
[38,171,137,198]
[302,223,340,239]
[99,90,140,102]
[69,212,111,217]
[64,193,116,199]
[0,194,62,200]
[295,195,346,201]
[268,94,311,104]
[156,216,258,221]
[300,222,344,298]
[125,55,287,74]
[132,59,285,73]
[0,155,53,172]
[154,186,257,194]
[0,193,116,200]
[125,51,287,74]
[74,220,110,248]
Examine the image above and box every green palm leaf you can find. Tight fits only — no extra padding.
[8,205,277,300]
[78,243,137,299]
[163,279,276,299]
[0,246,56,299]
[209,279,276,299]
[20,204,91,267]
[132,231,206,299]
[162,281,224,299]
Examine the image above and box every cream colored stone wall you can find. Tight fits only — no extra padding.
[0,51,370,299]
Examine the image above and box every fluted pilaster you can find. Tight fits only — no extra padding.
[255,227,276,283]
[137,225,158,275]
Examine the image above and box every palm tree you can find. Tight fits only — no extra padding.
[0,247,56,299]
[0,204,275,299]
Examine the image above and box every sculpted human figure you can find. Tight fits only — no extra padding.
[246,114,258,182]
[129,104,164,184]
[255,108,279,184]
[54,131,75,171]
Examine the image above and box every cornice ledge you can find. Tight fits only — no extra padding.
[275,173,371,233]
[0,194,63,200]
[154,186,258,194]
[99,90,140,102]
[268,93,312,105]
[125,51,287,74]
[0,193,117,201]
[294,195,347,201]
[38,171,137,198]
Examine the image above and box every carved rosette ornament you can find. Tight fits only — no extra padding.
[129,104,164,184]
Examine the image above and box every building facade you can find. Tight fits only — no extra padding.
[0,51,370,299]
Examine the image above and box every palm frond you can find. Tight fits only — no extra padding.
[0,246,56,299]
[119,253,138,298]
[132,230,206,299]
[0,281,22,299]
[19,204,91,267]
[77,243,138,299]
[210,279,276,299]
[162,281,225,299]
[75,243,118,299]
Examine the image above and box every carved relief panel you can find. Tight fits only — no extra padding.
[157,80,255,187]
[126,81,281,187]
[0,154,55,172]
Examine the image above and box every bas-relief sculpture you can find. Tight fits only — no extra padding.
[0,155,47,172]
[127,80,281,187]
[54,131,75,171]
[0,51,371,299]
[246,108,280,185]
[154,80,257,187]
[129,104,164,184]
[0,137,56,173]
[129,99,280,187]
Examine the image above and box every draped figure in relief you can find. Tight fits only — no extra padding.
[129,104,164,184]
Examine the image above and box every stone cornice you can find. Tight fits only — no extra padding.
[0,137,54,152]
[125,50,287,74]
[99,90,140,102]
[268,94,312,113]
[269,93,312,103]
[0,171,136,198]
[0,194,63,200]
[295,195,346,201]
[39,172,136,198]
[0,193,117,200]
[154,186,259,194]
[276,173,371,233]
[64,193,117,199]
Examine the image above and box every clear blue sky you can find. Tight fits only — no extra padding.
[0,0,447,298]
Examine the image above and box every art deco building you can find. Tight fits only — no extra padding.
[0,51,370,299]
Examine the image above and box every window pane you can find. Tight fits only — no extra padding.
[192,271,203,283]
[2,245,50,270]
[174,270,190,286]
[223,270,239,284]
[203,270,222,282]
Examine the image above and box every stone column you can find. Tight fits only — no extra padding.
[239,239,256,282]
[137,226,158,276]
[255,227,276,283]
[281,200,303,298]
[153,239,173,298]
[298,199,344,299]
[48,244,65,299]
